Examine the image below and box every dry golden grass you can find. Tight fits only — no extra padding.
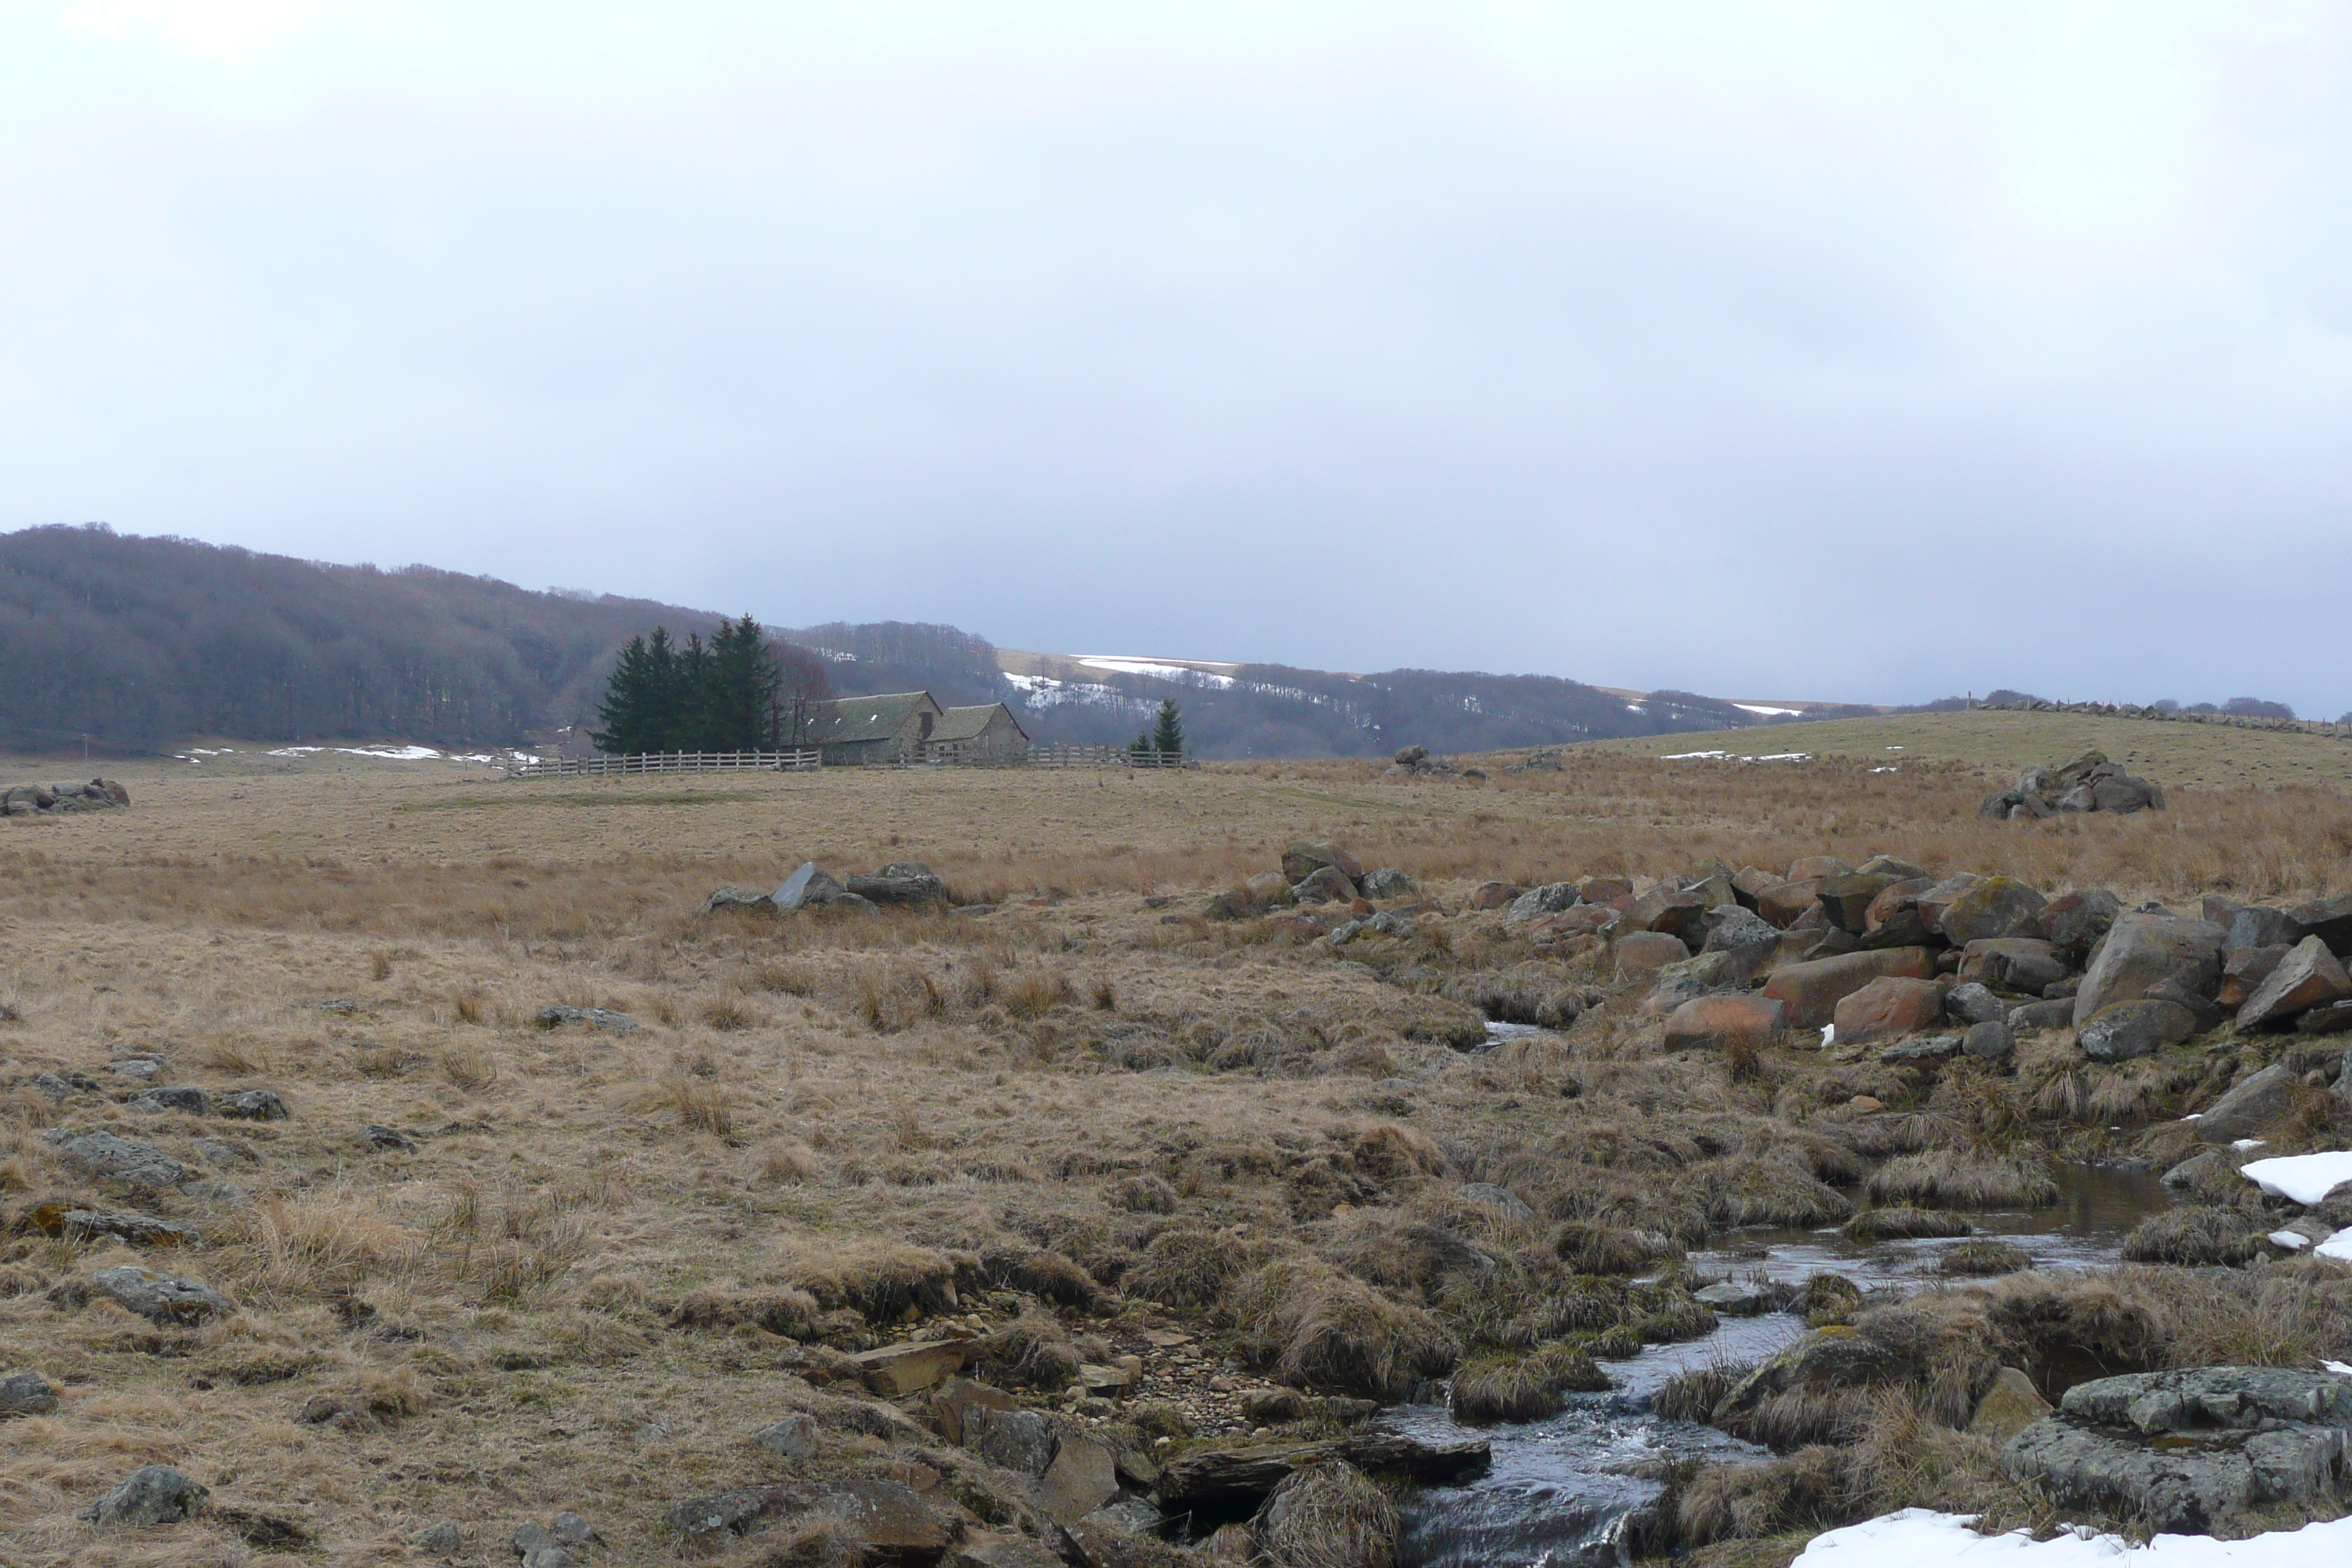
[0,742,2346,1563]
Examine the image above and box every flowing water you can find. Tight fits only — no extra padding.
[1387,1162,2174,1568]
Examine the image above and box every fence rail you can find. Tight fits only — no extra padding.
[502,744,1193,779]
[505,749,821,780]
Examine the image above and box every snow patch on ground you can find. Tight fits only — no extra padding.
[2318,1229,2352,1262]
[1794,1508,2352,1567]
[2269,1230,2310,1251]
[2241,1151,2352,1206]
[1076,657,1236,687]
[1735,703,1802,717]
[1661,750,1814,763]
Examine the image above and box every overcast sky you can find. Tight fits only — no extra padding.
[4,3,2349,713]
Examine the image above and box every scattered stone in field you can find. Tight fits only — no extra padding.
[1292,864,1357,904]
[2299,1000,2352,1036]
[87,1264,233,1324]
[363,1124,418,1151]
[772,862,849,911]
[1833,976,1944,1044]
[1937,877,2048,945]
[754,1413,818,1458]
[83,1464,208,1527]
[48,1128,190,1187]
[965,1405,1058,1477]
[0,1369,59,1416]
[1702,905,1782,956]
[1281,840,1364,884]
[1468,881,1520,911]
[930,1378,1018,1446]
[1359,867,1414,898]
[1504,883,1580,927]
[1693,1280,1774,1316]
[1762,947,1933,1030]
[1956,938,2068,994]
[1879,1034,1962,1065]
[308,998,361,1014]
[1662,995,1787,1053]
[2073,910,2226,1027]
[1967,1367,2051,1443]
[513,1520,575,1567]
[1040,1437,1120,1522]
[178,1180,248,1207]
[2002,1367,2352,1534]
[413,1520,462,1556]
[29,1071,97,1101]
[698,885,772,916]
[848,862,951,906]
[1610,930,1689,981]
[127,1085,209,1115]
[549,1512,605,1550]
[663,1486,794,1550]
[2075,999,2198,1063]
[110,1058,163,1079]
[217,1089,288,1120]
[194,1138,258,1166]
[1961,1020,2014,1061]
[2007,998,2077,1033]
[850,1339,965,1397]
[1944,982,2004,1026]
[2291,892,2352,955]
[53,1208,204,1248]
[2194,1063,2299,1144]
[534,1005,637,1034]
[2235,935,2352,1030]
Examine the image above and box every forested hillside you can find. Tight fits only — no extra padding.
[0,525,724,751]
[0,525,1828,758]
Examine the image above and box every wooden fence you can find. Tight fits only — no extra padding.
[502,745,1190,779]
[505,749,821,780]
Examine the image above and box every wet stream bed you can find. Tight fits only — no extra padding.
[1385,1164,2175,1568]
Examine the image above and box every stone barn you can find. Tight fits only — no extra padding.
[799,691,944,765]
[927,703,1030,763]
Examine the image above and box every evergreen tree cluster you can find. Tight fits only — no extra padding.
[592,615,827,755]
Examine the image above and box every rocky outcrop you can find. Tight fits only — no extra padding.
[2,778,129,818]
[1979,751,2164,820]
[2002,1368,2352,1534]
[2073,911,2226,1027]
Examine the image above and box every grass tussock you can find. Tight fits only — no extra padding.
[2119,1205,2263,1266]
[1554,1221,1681,1275]
[1937,1240,2032,1277]
[1841,1207,1973,1242]
[1253,1460,1400,1568]
[1863,1152,2059,1210]
[1447,1343,1610,1424]
[1227,1256,1460,1400]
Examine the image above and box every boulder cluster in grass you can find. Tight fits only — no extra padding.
[1194,840,1428,943]
[2,778,128,818]
[698,859,952,918]
[1978,750,2164,820]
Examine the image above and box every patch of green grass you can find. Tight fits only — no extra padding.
[1600,709,2352,791]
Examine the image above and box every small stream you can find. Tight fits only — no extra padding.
[1387,1164,2174,1568]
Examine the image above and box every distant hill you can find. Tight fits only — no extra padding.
[0,524,726,752]
[0,524,1872,758]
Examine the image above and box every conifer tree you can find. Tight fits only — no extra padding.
[589,634,656,755]
[1152,697,1184,757]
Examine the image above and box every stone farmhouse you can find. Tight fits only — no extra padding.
[796,691,1030,765]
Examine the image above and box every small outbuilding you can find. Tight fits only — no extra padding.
[927,703,1030,763]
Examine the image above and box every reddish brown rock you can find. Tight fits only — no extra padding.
[1787,855,1855,883]
[1663,995,1788,1052]
[1763,948,1935,1030]
[1613,930,1691,981]
[1624,883,1708,943]
[1733,865,1781,904]
[1756,879,1825,929]
[1914,873,1986,934]
[2217,945,2290,1010]
[1831,977,1945,1044]
[1578,876,1634,905]
[1937,877,2049,945]
[1469,881,1522,911]
[1861,877,1936,947]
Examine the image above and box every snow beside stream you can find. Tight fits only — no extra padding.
[1795,1509,2352,1567]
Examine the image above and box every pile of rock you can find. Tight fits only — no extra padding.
[1978,750,2163,819]
[698,860,951,917]
[1446,851,2352,1107]
[1198,841,1422,939]
[3,779,129,818]
[1384,745,1460,779]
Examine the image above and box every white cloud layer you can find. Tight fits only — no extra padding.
[4,4,2349,712]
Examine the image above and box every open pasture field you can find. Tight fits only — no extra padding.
[0,746,2350,1567]
[1605,708,2352,794]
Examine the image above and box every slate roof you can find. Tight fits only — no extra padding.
[931,703,1029,745]
[800,691,941,745]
